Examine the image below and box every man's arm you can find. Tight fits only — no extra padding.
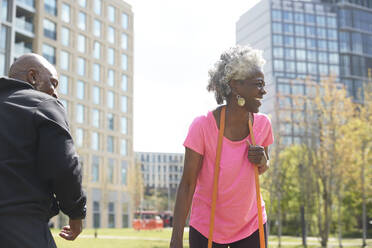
[34,99,86,240]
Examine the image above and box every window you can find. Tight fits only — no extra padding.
[121,96,127,112]
[121,54,128,70]
[286,61,295,72]
[93,201,100,228]
[120,139,127,156]
[59,75,68,95]
[318,52,328,63]
[78,0,86,8]
[61,3,70,23]
[283,24,293,34]
[77,80,85,99]
[78,12,86,30]
[77,35,86,53]
[273,47,283,58]
[306,26,316,37]
[76,128,83,147]
[76,104,84,123]
[108,48,115,65]
[122,13,129,29]
[295,37,305,48]
[278,83,290,94]
[284,36,293,47]
[107,113,114,130]
[294,12,303,23]
[296,49,306,60]
[92,109,100,128]
[316,16,325,26]
[273,22,282,33]
[330,65,339,75]
[121,75,128,91]
[94,0,102,15]
[307,39,316,49]
[284,48,295,59]
[77,57,85,76]
[108,69,115,87]
[108,159,115,183]
[42,44,56,64]
[121,117,127,134]
[107,136,114,153]
[107,91,115,109]
[92,156,99,181]
[59,99,68,110]
[308,63,317,74]
[93,86,101,104]
[272,10,281,21]
[328,29,337,40]
[93,63,100,81]
[327,16,337,28]
[93,42,101,59]
[121,161,127,184]
[328,41,338,52]
[108,5,115,22]
[283,11,293,22]
[307,51,317,62]
[61,27,69,46]
[351,33,362,53]
[319,64,329,75]
[274,60,284,71]
[60,51,69,70]
[305,14,315,24]
[329,53,339,64]
[121,33,128,50]
[1,0,10,22]
[43,19,56,40]
[318,40,327,50]
[93,19,101,37]
[317,28,326,39]
[44,0,57,16]
[92,132,100,150]
[297,62,306,73]
[273,35,283,45]
[295,25,304,36]
[108,26,115,43]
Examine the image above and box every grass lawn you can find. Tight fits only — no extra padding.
[51,228,371,248]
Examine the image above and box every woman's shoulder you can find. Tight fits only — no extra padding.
[254,112,272,125]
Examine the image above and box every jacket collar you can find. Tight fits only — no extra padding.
[0,77,34,92]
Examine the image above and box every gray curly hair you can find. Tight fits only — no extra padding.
[207,45,266,104]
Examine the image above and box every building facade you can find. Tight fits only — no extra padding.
[0,0,134,228]
[236,0,371,146]
[135,152,184,205]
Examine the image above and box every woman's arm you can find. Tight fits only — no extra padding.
[170,147,203,248]
[248,145,270,175]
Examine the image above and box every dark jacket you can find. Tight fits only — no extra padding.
[0,77,86,221]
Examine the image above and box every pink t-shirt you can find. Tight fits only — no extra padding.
[183,111,274,244]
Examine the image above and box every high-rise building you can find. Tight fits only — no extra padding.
[0,0,134,228]
[135,151,184,209]
[236,0,371,146]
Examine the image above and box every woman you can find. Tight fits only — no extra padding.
[170,46,274,248]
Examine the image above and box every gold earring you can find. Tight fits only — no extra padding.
[237,95,245,107]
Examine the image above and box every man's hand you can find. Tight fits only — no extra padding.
[59,219,83,241]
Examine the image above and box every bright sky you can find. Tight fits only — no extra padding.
[126,0,260,153]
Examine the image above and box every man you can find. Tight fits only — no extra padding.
[0,54,86,247]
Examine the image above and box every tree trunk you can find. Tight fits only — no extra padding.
[337,189,343,248]
[362,143,367,248]
[300,205,307,248]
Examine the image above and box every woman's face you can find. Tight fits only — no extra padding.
[231,70,267,113]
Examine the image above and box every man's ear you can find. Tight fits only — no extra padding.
[26,68,37,85]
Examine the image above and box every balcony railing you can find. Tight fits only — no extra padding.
[15,17,34,33]
[16,0,35,8]
[14,43,32,58]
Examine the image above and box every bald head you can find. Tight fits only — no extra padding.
[8,53,59,98]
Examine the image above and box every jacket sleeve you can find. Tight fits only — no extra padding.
[33,99,86,219]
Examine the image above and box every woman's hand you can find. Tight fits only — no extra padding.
[247,144,269,175]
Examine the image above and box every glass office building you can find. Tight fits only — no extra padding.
[237,0,372,146]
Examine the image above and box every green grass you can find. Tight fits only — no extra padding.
[51,228,371,248]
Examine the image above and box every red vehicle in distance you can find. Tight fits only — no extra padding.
[132,211,164,230]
